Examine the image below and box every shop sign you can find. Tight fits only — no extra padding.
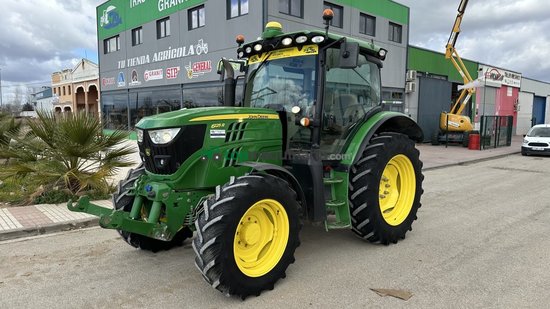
[144,69,164,82]
[129,69,142,86]
[480,65,521,88]
[117,72,126,87]
[102,77,115,87]
[122,39,209,69]
[166,66,181,79]
[99,6,122,30]
[185,60,212,79]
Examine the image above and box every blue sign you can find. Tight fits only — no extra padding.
[117,72,125,87]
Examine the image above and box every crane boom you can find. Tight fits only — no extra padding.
[439,0,475,134]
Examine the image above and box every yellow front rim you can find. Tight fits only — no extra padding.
[234,199,289,277]
[379,154,416,226]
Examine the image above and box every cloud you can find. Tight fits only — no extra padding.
[400,0,550,82]
[0,0,102,88]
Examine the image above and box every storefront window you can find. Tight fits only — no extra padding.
[129,87,182,129]
[102,92,129,130]
[183,85,223,107]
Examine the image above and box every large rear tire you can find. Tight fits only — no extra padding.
[349,133,423,244]
[112,164,193,252]
[193,174,301,299]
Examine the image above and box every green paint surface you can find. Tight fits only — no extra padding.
[408,46,479,83]
[97,0,408,40]
[97,0,206,39]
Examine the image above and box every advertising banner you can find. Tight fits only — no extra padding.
[478,65,521,88]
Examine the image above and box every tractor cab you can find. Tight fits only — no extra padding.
[224,21,387,161]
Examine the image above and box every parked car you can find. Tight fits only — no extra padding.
[522,124,550,156]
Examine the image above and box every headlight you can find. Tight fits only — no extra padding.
[148,128,181,145]
[136,129,143,143]
[523,139,528,144]
[281,37,293,46]
[311,36,325,43]
[295,35,308,44]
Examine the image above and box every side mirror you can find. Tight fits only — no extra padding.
[339,41,359,68]
[217,58,246,81]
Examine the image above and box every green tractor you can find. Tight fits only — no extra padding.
[69,14,424,299]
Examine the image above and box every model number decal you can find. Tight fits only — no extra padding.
[210,129,226,139]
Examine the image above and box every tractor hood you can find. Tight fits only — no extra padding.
[135,107,280,129]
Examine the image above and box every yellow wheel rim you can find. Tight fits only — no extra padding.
[379,154,416,226]
[234,199,289,277]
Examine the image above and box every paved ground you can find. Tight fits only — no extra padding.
[0,135,523,241]
[1,153,548,308]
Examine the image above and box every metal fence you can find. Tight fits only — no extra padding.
[480,116,513,150]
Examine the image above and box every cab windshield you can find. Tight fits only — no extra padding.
[244,55,317,114]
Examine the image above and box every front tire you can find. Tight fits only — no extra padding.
[349,133,423,244]
[113,164,193,252]
[193,174,301,299]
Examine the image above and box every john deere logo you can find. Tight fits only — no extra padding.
[100,5,122,29]
[145,148,151,156]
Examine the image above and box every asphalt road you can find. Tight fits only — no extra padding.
[1,154,549,308]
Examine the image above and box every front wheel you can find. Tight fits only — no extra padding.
[113,164,192,252]
[349,133,424,244]
[193,174,301,299]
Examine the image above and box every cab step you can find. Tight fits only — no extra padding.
[325,220,351,229]
[326,199,346,208]
[323,177,344,185]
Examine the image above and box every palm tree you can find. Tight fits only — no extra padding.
[0,110,135,195]
[0,112,21,147]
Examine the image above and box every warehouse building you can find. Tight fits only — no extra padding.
[97,0,410,130]
[406,45,550,142]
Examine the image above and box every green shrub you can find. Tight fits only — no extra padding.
[0,111,134,200]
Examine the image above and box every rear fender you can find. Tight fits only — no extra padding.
[341,112,423,167]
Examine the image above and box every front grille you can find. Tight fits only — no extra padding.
[223,147,243,167]
[138,125,206,175]
[528,142,549,147]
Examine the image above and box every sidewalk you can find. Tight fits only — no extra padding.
[0,136,522,241]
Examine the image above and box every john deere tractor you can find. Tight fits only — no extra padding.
[69,12,424,299]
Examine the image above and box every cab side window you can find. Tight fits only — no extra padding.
[321,48,381,154]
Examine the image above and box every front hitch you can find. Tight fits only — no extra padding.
[67,196,173,241]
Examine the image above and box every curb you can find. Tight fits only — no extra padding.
[422,151,520,171]
[0,217,99,242]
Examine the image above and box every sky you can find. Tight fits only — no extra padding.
[0,0,549,103]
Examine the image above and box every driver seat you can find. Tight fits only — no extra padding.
[334,94,363,126]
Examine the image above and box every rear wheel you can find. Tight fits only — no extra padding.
[349,133,423,244]
[113,164,192,252]
[193,174,300,299]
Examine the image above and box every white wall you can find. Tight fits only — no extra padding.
[517,92,533,135]
[36,97,55,112]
